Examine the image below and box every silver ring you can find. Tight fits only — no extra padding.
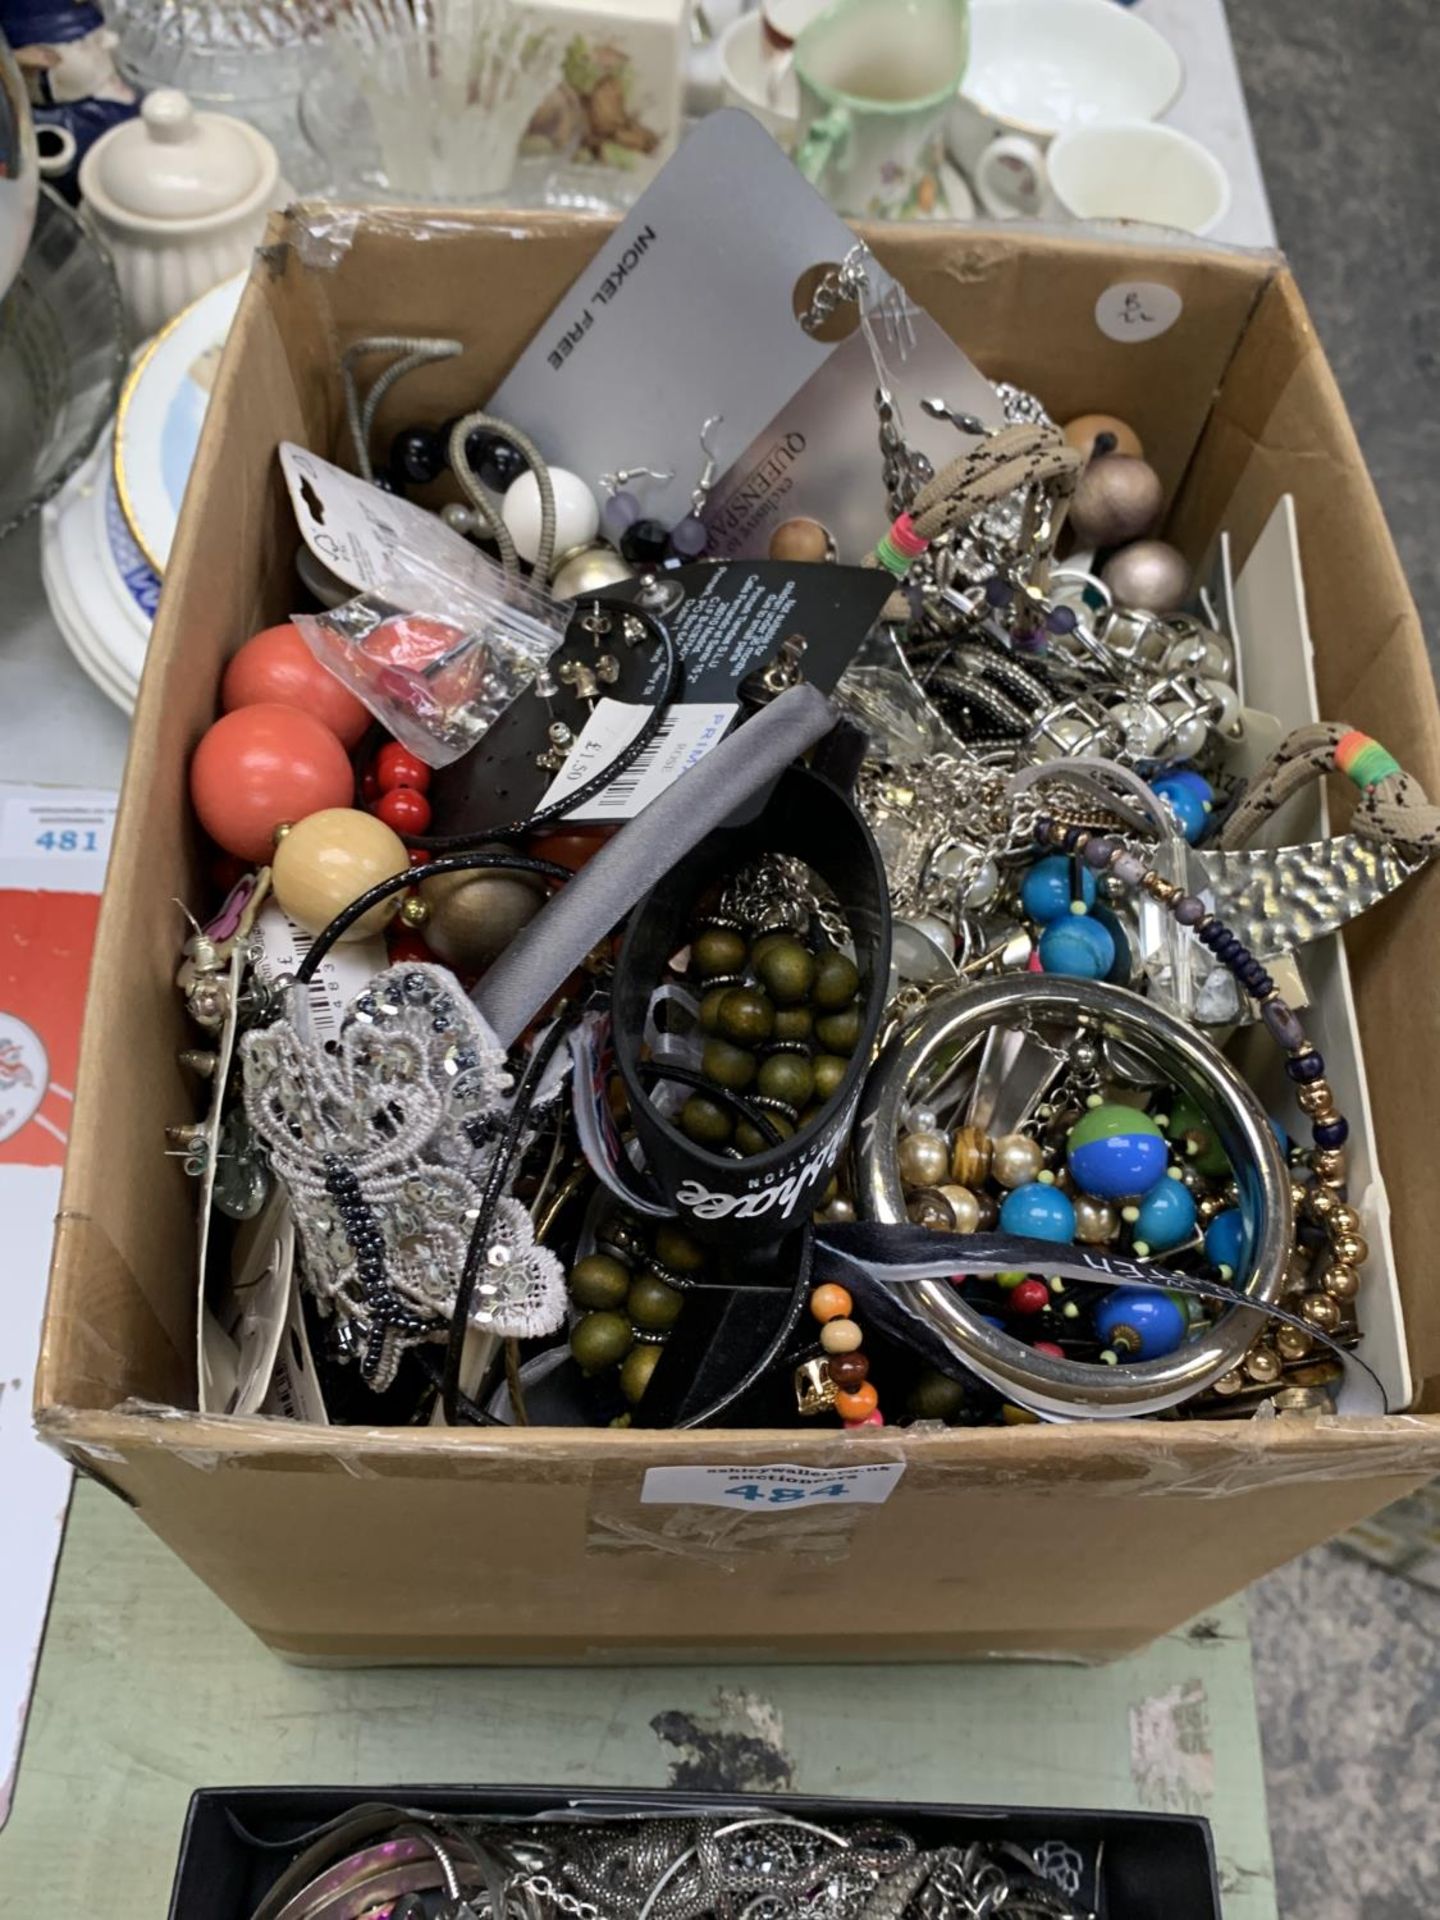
[853,975,1293,1417]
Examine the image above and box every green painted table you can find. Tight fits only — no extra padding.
[0,1481,1276,1915]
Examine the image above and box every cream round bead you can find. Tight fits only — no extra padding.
[991,1132,1044,1189]
[271,807,409,941]
[820,1317,863,1354]
[501,467,599,565]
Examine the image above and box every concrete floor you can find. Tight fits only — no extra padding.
[1228,3,1440,1916]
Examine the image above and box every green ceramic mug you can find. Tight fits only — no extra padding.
[793,0,969,218]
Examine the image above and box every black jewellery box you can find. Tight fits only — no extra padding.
[167,1785,1221,1918]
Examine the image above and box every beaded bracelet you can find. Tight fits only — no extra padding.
[1035,813,1365,1392]
[803,1281,882,1428]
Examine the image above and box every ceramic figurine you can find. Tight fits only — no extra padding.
[0,0,137,201]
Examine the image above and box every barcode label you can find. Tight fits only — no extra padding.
[537,700,737,822]
[254,903,388,1038]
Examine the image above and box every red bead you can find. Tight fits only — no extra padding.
[221,623,371,749]
[844,1408,885,1429]
[1033,1340,1065,1358]
[190,704,354,863]
[528,827,613,872]
[361,770,380,802]
[1010,1278,1050,1315]
[375,742,432,793]
[408,847,433,867]
[387,930,436,964]
[373,787,433,835]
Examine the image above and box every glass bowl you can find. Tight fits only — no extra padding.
[0,184,127,540]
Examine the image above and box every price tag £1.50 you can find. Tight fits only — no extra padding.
[640,1463,905,1510]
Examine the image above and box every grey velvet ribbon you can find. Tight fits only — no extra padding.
[474,683,836,1046]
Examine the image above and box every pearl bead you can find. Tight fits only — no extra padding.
[938,1184,981,1233]
[816,1195,856,1225]
[898,1130,951,1190]
[501,467,599,565]
[420,860,548,969]
[550,543,635,599]
[271,807,410,940]
[991,1133,1044,1189]
[820,1316,863,1354]
[1100,539,1190,614]
[1073,1195,1118,1244]
[1068,454,1163,548]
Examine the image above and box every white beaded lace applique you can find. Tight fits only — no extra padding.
[242,962,565,1388]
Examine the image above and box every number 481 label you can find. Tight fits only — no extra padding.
[641,1463,905,1509]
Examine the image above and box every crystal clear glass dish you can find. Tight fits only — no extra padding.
[0,186,127,539]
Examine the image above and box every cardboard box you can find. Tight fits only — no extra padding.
[35,207,1440,1664]
[166,1787,1221,1918]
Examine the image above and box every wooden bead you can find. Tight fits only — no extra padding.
[809,1283,852,1323]
[950,1125,992,1187]
[834,1381,878,1420]
[1062,412,1144,461]
[828,1352,869,1389]
[820,1316,863,1354]
[271,807,409,940]
[768,517,834,563]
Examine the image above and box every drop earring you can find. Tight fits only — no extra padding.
[599,415,725,565]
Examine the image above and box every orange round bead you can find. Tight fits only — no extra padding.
[834,1381,878,1421]
[809,1283,853,1323]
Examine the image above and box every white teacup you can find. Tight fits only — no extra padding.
[950,0,1181,217]
[1033,120,1230,236]
[718,9,801,150]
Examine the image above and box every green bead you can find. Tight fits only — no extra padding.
[654,1224,704,1273]
[570,1310,633,1374]
[813,951,860,1011]
[628,1271,683,1330]
[568,1253,631,1311]
[1166,1090,1231,1177]
[1067,1102,1165,1152]
[736,1111,795,1156]
[692,927,747,979]
[620,1342,662,1404]
[814,1006,861,1054]
[907,1368,966,1420]
[698,986,730,1035]
[755,936,816,1006]
[717,987,774,1046]
[680,1093,732,1147]
[757,1052,815,1108]
[812,1053,849,1102]
[702,1037,757,1092]
[751,930,791,965]
[773,1005,814,1043]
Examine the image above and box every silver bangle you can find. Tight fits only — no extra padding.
[852,974,1293,1418]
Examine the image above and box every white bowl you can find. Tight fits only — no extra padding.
[951,0,1181,160]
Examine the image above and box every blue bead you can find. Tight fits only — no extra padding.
[999,1182,1076,1245]
[1094,1288,1188,1360]
[1204,1207,1246,1274]
[1161,768,1214,807]
[1068,1130,1168,1201]
[1020,854,1097,925]
[1038,915,1115,980]
[1152,776,1208,843]
[1132,1177,1198,1252]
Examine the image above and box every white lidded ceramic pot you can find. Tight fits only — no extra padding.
[78,87,283,342]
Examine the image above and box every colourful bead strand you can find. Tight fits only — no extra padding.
[874,513,929,580]
[1335,730,1402,790]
